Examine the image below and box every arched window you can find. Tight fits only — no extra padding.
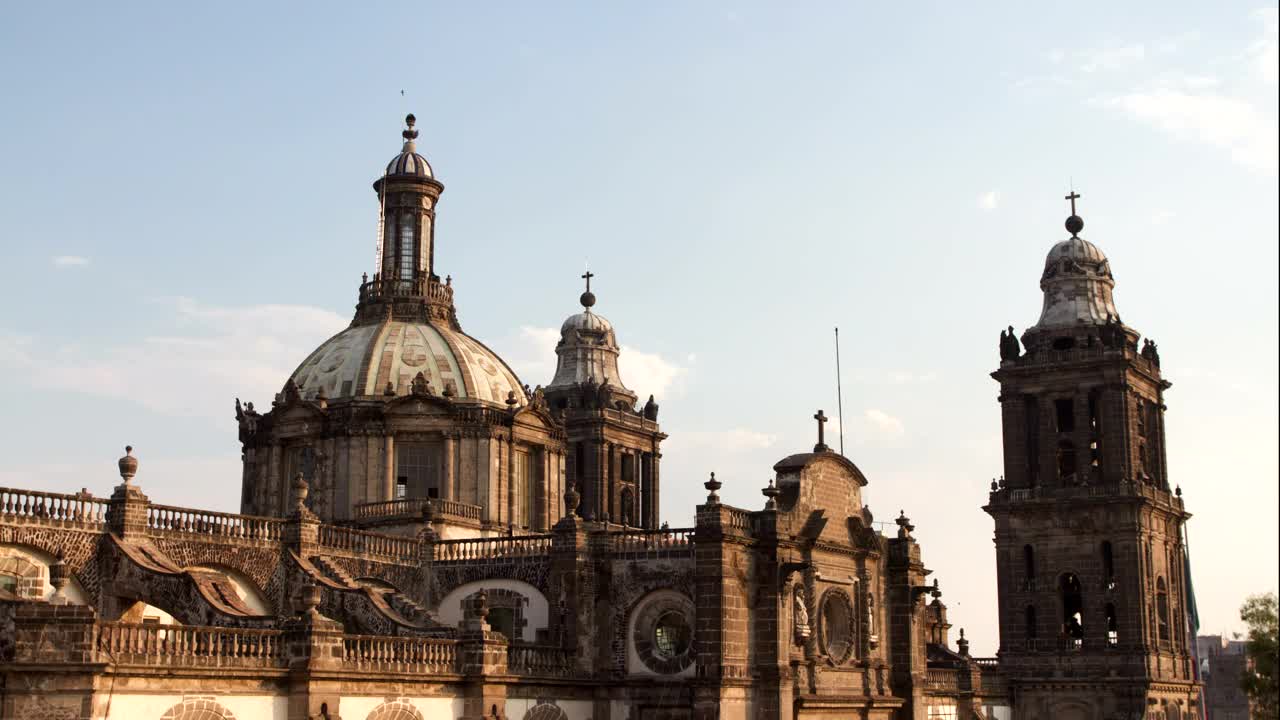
[1060,573,1084,649]
[1156,577,1170,643]
[1105,603,1119,647]
[1023,545,1036,588]
[1025,605,1038,640]
[1057,439,1077,484]
[1101,541,1116,590]
[397,212,416,280]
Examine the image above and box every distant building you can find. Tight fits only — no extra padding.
[1197,635,1253,720]
[0,116,1200,720]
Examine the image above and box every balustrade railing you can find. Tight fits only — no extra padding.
[147,504,283,542]
[318,525,420,562]
[353,497,483,522]
[723,505,754,532]
[343,635,458,673]
[923,668,960,691]
[432,534,553,562]
[0,488,109,527]
[97,622,286,668]
[609,528,694,555]
[508,643,576,677]
[358,276,454,304]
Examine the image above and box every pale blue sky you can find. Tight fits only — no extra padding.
[2,2,1276,653]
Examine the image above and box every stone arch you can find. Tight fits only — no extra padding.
[523,703,568,720]
[366,699,424,720]
[159,697,237,720]
[0,543,88,604]
[435,579,548,642]
[0,553,45,599]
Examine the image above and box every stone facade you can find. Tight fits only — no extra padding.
[1,122,1200,720]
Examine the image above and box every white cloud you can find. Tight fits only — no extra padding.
[977,191,1001,211]
[0,297,348,418]
[618,345,688,401]
[52,255,89,267]
[1078,44,1146,73]
[887,370,939,385]
[864,408,905,436]
[1252,8,1279,84]
[1102,89,1278,173]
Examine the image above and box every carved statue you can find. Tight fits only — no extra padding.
[1100,314,1123,350]
[1141,338,1161,368]
[411,371,432,396]
[643,394,660,421]
[793,585,811,643]
[999,325,1021,361]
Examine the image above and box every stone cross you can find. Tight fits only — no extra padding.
[581,270,594,293]
[1065,190,1081,215]
[813,410,829,452]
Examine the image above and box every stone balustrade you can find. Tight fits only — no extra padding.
[342,634,459,674]
[0,487,109,527]
[923,668,961,691]
[147,504,284,542]
[353,497,483,523]
[432,534,553,562]
[507,643,576,677]
[97,622,287,669]
[608,528,695,555]
[317,525,421,563]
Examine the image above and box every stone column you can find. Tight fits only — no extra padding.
[639,453,651,528]
[444,433,457,501]
[283,585,346,720]
[651,452,662,528]
[383,433,396,501]
[594,440,608,521]
[1038,396,1056,486]
[607,443,619,523]
[459,591,510,720]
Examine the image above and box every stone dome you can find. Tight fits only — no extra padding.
[1036,234,1120,329]
[548,307,629,392]
[385,149,433,179]
[289,319,525,406]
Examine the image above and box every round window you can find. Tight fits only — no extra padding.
[653,611,692,660]
[633,594,696,674]
[820,589,854,663]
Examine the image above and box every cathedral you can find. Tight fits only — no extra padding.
[0,116,1200,720]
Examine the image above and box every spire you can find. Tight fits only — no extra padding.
[401,113,419,153]
[1065,190,1083,238]
[580,270,596,309]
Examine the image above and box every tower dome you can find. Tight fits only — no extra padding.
[1035,201,1120,329]
[547,273,632,396]
[384,113,434,178]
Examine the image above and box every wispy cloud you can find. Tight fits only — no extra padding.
[977,191,1001,211]
[1101,89,1278,173]
[1079,44,1146,73]
[864,408,905,436]
[52,255,89,267]
[0,297,348,418]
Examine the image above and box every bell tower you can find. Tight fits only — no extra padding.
[984,195,1199,720]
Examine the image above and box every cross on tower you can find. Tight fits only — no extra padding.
[813,409,829,452]
[582,270,594,293]
[1065,190,1081,215]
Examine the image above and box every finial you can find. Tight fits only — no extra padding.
[762,476,780,511]
[704,471,722,504]
[402,113,419,141]
[580,270,596,309]
[118,445,138,485]
[1175,485,1182,497]
[990,477,999,492]
[1065,190,1084,237]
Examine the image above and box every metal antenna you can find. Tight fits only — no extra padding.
[835,326,845,456]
